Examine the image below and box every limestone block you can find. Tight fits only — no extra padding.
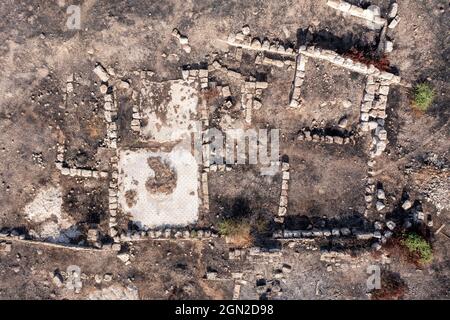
[256,81,268,89]
[199,69,208,78]
[349,6,365,18]
[333,136,344,144]
[363,93,375,102]
[389,3,398,18]
[360,112,369,122]
[326,0,340,10]
[379,85,390,96]
[222,86,231,97]
[251,38,261,49]
[94,65,109,82]
[379,71,394,80]
[181,69,189,80]
[388,16,400,29]
[361,101,372,112]
[377,129,388,141]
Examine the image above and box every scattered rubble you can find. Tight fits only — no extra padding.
[326,1,386,29]
[172,28,191,53]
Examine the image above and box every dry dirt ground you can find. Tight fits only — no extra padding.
[0,0,449,300]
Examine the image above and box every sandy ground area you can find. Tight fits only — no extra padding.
[118,146,199,228]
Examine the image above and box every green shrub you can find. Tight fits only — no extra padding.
[218,218,253,247]
[218,218,248,235]
[401,232,433,264]
[413,83,435,111]
[254,218,269,233]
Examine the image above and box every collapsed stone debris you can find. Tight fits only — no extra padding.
[0,241,12,253]
[361,78,390,158]
[181,66,209,89]
[208,60,244,82]
[375,186,386,213]
[55,143,109,179]
[93,64,110,82]
[172,28,191,53]
[326,0,386,30]
[241,79,268,123]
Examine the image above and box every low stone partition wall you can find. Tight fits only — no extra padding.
[275,160,290,223]
[298,46,400,84]
[228,246,282,260]
[255,54,296,69]
[93,65,121,243]
[273,228,379,240]
[0,226,218,253]
[57,165,108,179]
[103,93,118,148]
[289,54,307,108]
[118,228,218,242]
[0,228,108,251]
[108,154,120,240]
[55,143,109,178]
[297,128,356,145]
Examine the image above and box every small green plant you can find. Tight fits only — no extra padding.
[413,83,435,111]
[401,232,433,264]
